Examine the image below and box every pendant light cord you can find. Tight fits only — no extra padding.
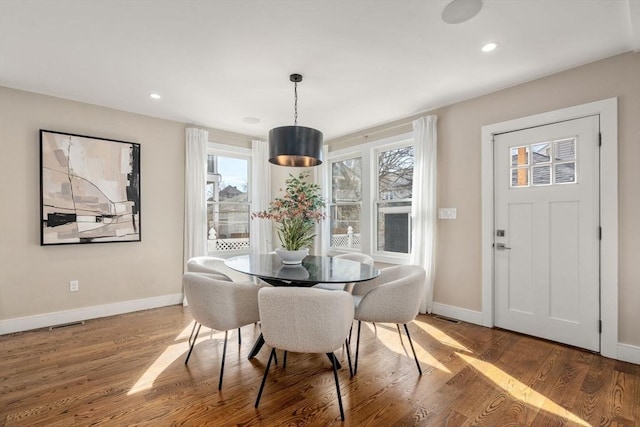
[293,81,298,126]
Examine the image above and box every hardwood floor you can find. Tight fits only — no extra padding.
[1,305,638,426]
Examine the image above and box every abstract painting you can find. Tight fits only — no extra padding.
[40,130,141,245]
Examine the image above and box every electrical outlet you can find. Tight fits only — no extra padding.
[69,280,79,292]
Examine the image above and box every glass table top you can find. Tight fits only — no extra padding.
[225,254,379,285]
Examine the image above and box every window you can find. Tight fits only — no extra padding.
[510,137,577,188]
[330,157,362,249]
[376,145,414,254]
[206,145,251,254]
[327,134,414,262]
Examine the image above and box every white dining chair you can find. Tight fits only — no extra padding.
[186,256,247,345]
[352,264,426,376]
[313,252,375,291]
[187,255,255,283]
[182,272,262,390]
[255,287,354,421]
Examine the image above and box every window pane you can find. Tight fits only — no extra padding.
[554,138,576,161]
[206,153,250,252]
[218,157,248,202]
[511,146,529,167]
[554,162,576,184]
[330,204,361,249]
[207,155,249,202]
[532,165,551,186]
[332,158,362,203]
[531,142,551,164]
[207,203,250,251]
[511,168,529,187]
[376,202,411,253]
[378,146,414,200]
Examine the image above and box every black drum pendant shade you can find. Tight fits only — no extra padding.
[268,74,323,167]
[269,125,323,167]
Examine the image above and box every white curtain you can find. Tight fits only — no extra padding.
[250,139,272,253]
[410,115,438,313]
[318,145,330,255]
[184,127,208,268]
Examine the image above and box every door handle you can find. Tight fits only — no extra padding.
[495,243,511,250]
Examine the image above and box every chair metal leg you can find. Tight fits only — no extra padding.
[345,339,353,378]
[325,353,343,370]
[403,323,422,376]
[348,322,353,346]
[247,333,265,359]
[354,320,362,375]
[330,351,346,421]
[218,330,229,390]
[255,348,276,408]
[283,351,288,369]
[396,324,405,345]
[238,327,241,345]
[185,323,202,364]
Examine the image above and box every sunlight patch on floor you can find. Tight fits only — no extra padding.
[174,320,196,341]
[128,342,186,395]
[363,322,450,373]
[456,353,591,426]
[128,322,226,395]
[414,321,472,353]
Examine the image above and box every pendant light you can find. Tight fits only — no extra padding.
[269,73,323,167]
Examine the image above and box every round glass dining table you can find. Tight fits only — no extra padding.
[224,253,379,287]
[224,253,380,361]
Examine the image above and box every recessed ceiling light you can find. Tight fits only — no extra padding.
[482,42,498,52]
[242,117,260,124]
[149,93,162,100]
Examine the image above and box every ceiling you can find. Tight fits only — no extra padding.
[1,0,638,141]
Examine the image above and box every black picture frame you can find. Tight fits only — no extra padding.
[40,130,141,245]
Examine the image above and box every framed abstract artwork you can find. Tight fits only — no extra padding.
[40,130,141,245]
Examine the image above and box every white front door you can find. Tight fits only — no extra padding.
[493,116,600,351]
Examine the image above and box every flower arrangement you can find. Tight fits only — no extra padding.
[252,172,326,251]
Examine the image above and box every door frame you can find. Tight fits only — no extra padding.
[480,98,618,358]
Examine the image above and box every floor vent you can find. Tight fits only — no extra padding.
[434,315,461,324]
[49,320,85,330]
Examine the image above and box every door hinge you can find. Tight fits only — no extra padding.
[599,227,602,240]
[599,132,602,146]
[599,320,602,333]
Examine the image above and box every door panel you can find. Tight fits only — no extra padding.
[494,116,600,351]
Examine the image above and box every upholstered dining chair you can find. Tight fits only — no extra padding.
[182,272,262,390]
[313,252,375,291]
[187,255,255,283]
[186,256,247,345]
[255,287,354,421]
[351,264,426,376]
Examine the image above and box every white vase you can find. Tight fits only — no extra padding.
[275,248,309,265]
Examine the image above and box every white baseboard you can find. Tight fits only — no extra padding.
[0,293,184,335]
[430,302,483,326]
[617,343,640,365]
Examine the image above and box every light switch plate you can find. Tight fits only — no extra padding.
[438,208,457,219]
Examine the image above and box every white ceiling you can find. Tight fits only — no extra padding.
[1,0,638,140]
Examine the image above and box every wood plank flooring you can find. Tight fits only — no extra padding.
[1,305,638,426]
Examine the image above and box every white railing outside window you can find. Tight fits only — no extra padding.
[208,238,250,252]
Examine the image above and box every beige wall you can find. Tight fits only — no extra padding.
[0,87,186,320]
[329,52,640,347]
